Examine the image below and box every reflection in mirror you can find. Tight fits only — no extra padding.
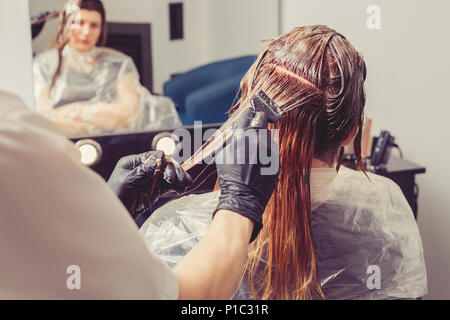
[29,0,182,138]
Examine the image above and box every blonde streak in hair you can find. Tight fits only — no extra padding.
[51,0,80,48]
[49,9,65,49]
[49,1,82,88]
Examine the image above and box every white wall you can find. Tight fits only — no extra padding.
[282,0,450,299]
[0,0,34,107]
[105,0,208,94]
[204,0,279,62]
[150,0,207,93]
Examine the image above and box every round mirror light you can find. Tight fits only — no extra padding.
[156,137,177,155]
[151,132,177,156]
[75,139,103,167]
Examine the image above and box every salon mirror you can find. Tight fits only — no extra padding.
[28,0,278,140]
[28,0,186,139]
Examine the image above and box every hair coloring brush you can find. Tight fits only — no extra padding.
[180,90,283,172]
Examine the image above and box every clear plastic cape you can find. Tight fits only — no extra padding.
[140,166,427,300]
[33,46,181,135]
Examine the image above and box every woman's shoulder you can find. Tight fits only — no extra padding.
[96,47,137,75]
[329,166,412,216]
[33,48,58,65]
[331,166,414,221]
[33,49,59,79]
[337,166,402,194]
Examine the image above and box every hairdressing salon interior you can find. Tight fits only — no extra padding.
[1,0,449,300]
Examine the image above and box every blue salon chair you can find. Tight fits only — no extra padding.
[163,55,257,125]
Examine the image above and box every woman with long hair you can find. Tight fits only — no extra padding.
[140,25,427,299]
[33,0,181,136]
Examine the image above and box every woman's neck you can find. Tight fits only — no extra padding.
[311,157,336,169]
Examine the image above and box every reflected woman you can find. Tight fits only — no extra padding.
[33,0,181,136]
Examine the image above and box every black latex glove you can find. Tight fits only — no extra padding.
[214,99,280,242]
[108,150,192,216]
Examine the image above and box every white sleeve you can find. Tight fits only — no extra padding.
[0,91,179,299]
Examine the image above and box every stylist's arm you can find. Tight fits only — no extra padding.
[174,107,279,300]
[107,107,278,299]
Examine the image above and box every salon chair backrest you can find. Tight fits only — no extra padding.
[163,55,257,125]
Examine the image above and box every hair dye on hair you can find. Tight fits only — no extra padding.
[184,25,367,299]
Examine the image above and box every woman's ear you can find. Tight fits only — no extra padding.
[341,123,359,147]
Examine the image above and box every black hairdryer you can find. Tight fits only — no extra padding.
[370,130,395,167]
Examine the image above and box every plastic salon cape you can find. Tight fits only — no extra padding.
[33,46,181,135]
[140,167,428,300]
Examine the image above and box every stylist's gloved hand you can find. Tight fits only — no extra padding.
[214,104,280,243]
[108,150,192,216]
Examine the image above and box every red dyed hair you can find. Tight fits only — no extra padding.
[230,25,367,299]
